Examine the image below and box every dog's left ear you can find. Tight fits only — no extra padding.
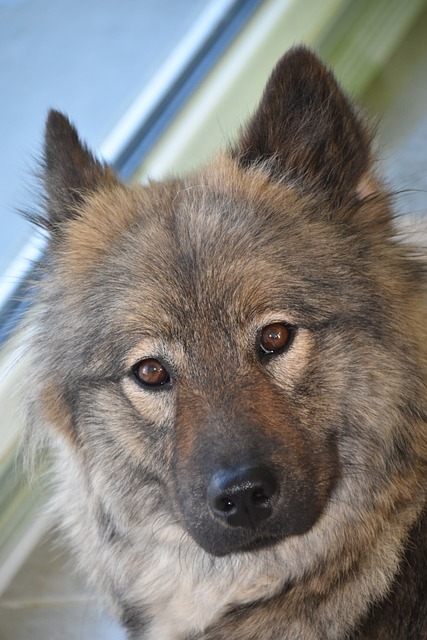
[232,46,374,210]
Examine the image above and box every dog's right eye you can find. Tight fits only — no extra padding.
[132,358,170,387]
[258,322,294,356]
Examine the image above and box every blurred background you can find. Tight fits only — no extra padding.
[0,0,426,637]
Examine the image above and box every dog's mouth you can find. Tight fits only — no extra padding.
[186,509,317,557]
[219,533,285,556]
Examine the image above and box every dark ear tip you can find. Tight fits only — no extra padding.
[44,109,80,148]
[281,44,319,60]
[46,108,70,127]
[277,45,323,69]
[271,46,338,89]
[44,109,86,162]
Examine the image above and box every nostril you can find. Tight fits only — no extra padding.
[215,496,236,514]
[252,487,270,505]
[208,466,278,529]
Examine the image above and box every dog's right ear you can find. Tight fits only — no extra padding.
[231,47,373,211]
[38,110,117,236]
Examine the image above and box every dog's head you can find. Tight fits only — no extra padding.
[27,47,426,557]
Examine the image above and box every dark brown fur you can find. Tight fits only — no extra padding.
[24,47,427,639]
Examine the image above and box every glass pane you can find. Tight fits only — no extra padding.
[0,0,211,280]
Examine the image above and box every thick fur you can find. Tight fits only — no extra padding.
[23,47,427,639]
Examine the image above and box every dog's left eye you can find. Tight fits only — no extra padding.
[133,358,170,387]
[259,323,293,355]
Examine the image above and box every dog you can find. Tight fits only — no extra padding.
[23,46,427,639]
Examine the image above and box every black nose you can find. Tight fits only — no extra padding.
[207,466,278,529]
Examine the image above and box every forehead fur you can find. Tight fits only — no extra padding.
[61,155,296,265]
[61,155,339,272]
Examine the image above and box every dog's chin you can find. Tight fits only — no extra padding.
[187,519,315,557]
[202,534,284,557]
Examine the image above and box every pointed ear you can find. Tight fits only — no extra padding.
[232,47,373,209]
[41,110,117,233]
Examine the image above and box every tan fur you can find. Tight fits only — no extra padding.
[23,47,427,639]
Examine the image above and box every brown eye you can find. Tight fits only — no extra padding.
[259,323,292,355]
[133,358,170,387]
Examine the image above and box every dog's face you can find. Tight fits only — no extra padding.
[29,48,425,559]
